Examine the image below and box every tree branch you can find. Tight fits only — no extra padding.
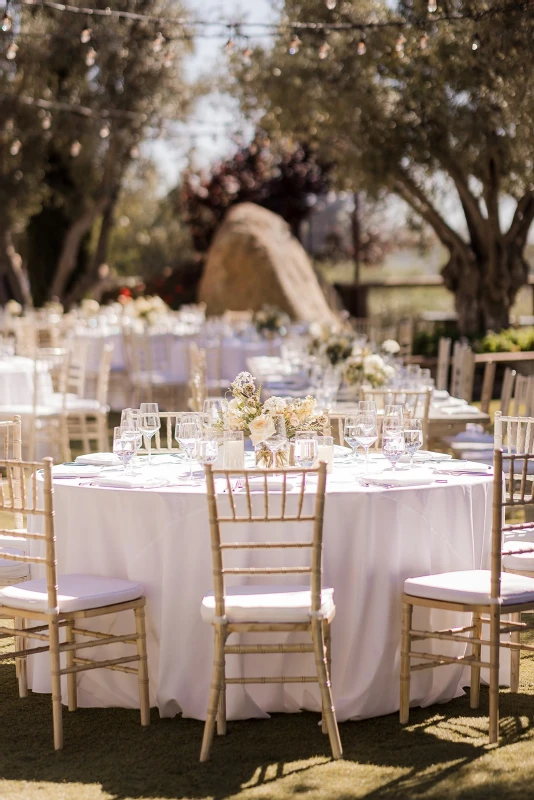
[506,191,534,249]
[483,144,501,236]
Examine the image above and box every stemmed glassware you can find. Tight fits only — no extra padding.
[382,421,405,471]
[139,403,160,466]
[264,415,288,468]
[343,415,360,463]
[175,413,202,482]
[113,426,136,475]
[195,432,219,479]
[354,411,378,474]
[121,408,142,468]
[203,398,227,427]
[404,419,423,468]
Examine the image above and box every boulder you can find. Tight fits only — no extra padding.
[198,203,336,324]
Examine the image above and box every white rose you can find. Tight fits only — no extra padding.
[5,300,22,316]
[263,396,287,414]
[81,298,100,313]
[249,414,276,446]
[382,339,400,355]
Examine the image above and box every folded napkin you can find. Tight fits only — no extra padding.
[432,390,450,402]
[95,474,170,489]
[53,464,101,478]
[76,452,121,467]
[440,405,482,416]
[364,469,436,487]
[399,450,452,463]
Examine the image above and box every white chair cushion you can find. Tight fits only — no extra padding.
[404,569,534,606]
[502,541,534,571]
[64,395,102,412]
[0,547,30,580]
[0,574,143,614]
[201,584,335,624]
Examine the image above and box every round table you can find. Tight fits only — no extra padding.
[0,356,37,405]
[28,459,493,722]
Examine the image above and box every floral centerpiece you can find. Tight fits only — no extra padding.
[217,372,329,467]
[80,298,100,316]
[4,299,22,316]
[126,295,170,326]
[381,339,401,357]
[253,305,290,338]
[344,346,395,389]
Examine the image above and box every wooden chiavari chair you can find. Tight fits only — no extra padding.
[137,410,185,455]
[123,327,179,408]
[0,416,29,589]
[64,343,113,454]
[435,337,451,392]
[450,342,475,401]
[360,387,433,448]
[200,462,342,762]
[400,436,534,744]
[0,457,150,750]
[508,374,534,418]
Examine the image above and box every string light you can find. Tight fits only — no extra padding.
[85,46,96,66]
[472,32,481,50]
[6,41,17,59]
[1,4,12,32]
[99,124,110,138]
[225,35,234,53]
[288,35,301,55]
[80,21,91,43]
[357,34,366,55]
[70,140,81,156]
[41,112,52,129]
[428,0,437,12]
[318,41,331,59]
[9,139,21,155]
[325,0,337,9]
[395,33,406,55]
[152,32,164,53]
[419,32,429,50]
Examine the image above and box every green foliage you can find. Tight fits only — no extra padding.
[476,327,534,354]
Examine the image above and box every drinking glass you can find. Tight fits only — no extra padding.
[175,415,202,482]
[113,426,136,475]
[203,398,227,426]
[358,400,377,413]
[354,411,378,474]
[264,415,288,467]
[404,419,423,468]
[121,408,142,466]
[195,433,219,479]
[293,432,318,468]
[384,404,404,429]
[382,426,405,471]
[139,402,160,466]
[343,415,360,462]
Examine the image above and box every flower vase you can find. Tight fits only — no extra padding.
[254,441,291,469]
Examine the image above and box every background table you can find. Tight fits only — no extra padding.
[28,465,493,722]
[0,356,38,405]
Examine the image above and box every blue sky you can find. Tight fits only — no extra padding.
[150,0,276,189]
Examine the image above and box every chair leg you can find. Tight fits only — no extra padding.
[322,621,332,734]
[134,606,150,726]
[470,612,482,709]
[65,620,77,712]
[489,606,501,745]
[400,602,413,725]
[510,611,521,693]
[15,616,28,698]
[311,618,342,760]
[200,625,226,762]
[48,617,64,751]
[217,640,227,736]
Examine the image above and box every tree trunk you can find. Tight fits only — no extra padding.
[64,193,118,306]
[442,242,528,336]
[0,225,32,307]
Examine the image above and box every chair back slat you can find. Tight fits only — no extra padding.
[205,463,328,620]
[436,337,451,391]
[359,387,432,447]
[500,368,516,416]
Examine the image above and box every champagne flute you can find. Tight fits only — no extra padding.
[264,415,288,468]
[343,415,360,463]
[382,424,405,471]
[176,415,202,482]
[113,426,136,475]
[139,402,160,466]
[354,411,378,474]
[404,419,423,468]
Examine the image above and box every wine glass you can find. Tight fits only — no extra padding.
[384,404,404,429]
[343,415,360,463]
[139,403,160,466]
[358,400,377,414]
[354,411,378,474]
[404,419,423,468]
[382,425,405,471]
[113,426,136,475]
[203,398,227,427]
[121,408,142,467]
[294,431,319,487]
[175,415,202,482]
[195,433,219,481]
[264,415,288,468]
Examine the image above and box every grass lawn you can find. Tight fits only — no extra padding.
[2,629,534,800]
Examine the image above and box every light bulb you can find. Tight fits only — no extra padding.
[428,0,437,11]
[80,26,91,44]
[99,124,110,139]
[419,33,429,50]
[2,12,12,32]
[6,41,17,60]
[326,0,337,8]
[225,37,234,53]
[318,41,331,59]
[395,33,406,54]
[85,47,96,67]
[289,35,301,55]
[357,37,366,56]
[70,140,81,157]
[472,33,480,51]
[152,32,164,53]
[9,139,21,155]
[41,114,51,130]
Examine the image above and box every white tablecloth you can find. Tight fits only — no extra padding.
[0,356,36,405]
[28,459,493,721]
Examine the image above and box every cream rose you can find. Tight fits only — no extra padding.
[249,414,276,446]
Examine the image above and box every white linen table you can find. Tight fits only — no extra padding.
[0,356,38,405]
[27,460,493,722]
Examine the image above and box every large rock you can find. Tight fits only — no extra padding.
[198,203,336,324]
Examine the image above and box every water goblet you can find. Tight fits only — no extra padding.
[175,415,202,482]
[343,415,360,463]
[203,398,227,427]
[382,425,405,471]
[294,431,319,487]
[358,400,377,414]
[354,411,378,474]
[121,408,142,467]
[139,402,160,466]
[195,433,219,481]
[113,426,136,475]
[404,419,423,468]
[264,415,288,468]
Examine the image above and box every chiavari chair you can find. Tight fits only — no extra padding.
[360,386,433,448]
[0,457,150,750]
[0,416,29,588]
[123,327,179,408]
[435,337,452,392]
[137,410,184,455]
[200,462,342,762]
[63,343,113,454]
[400,433,534,744]
[450,342,475,401]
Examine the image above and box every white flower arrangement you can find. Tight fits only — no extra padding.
[381,339,401,355]
[128,295,170,322]
[253,305,290,337]
[80,298,100,315]
[5,299,22,316]
[344,349,395,388]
